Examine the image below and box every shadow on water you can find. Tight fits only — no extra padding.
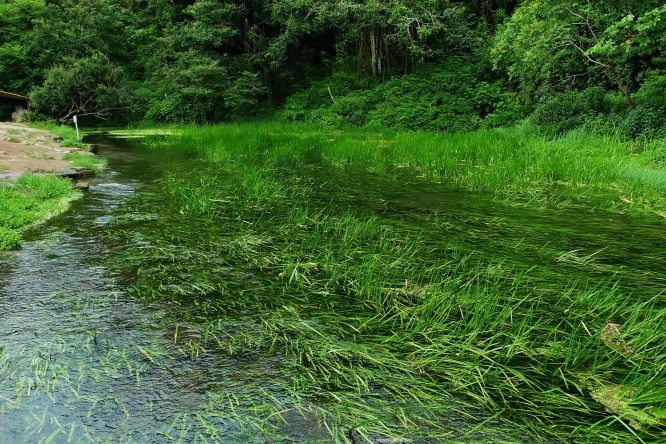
[1,135,665,442]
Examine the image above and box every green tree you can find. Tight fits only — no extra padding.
[0,0,45,92]
[28,0,138,68]
[491,0,663,107]
[267,0,472,76]
[144,0,268,122]
[30,52,131,121]
[588,5,666,61]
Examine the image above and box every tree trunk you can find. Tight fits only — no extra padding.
[608,60,635,110]
[369,29,378,76]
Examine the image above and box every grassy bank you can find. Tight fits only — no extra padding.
[0,174,80,249]
[0,124,106,250]
[148,122,666,216]
[30,122,86,148]
[99,122,666,442]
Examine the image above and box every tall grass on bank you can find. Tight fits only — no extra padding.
[103,128,666,442]
[150,122,666,214]
[30,122,86,148]
[0,174,79,250]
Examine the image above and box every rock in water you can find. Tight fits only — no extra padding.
[73,181,89,191]
[53,167,95,179]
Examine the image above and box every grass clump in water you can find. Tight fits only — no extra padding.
[0,174,80,250]
[63,151,107,173]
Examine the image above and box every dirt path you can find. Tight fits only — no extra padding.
[0,122,74,180]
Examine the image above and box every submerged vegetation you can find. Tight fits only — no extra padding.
[76,124,662,442]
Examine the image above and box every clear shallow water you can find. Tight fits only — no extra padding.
[0,140,334,443]
[1,136,664,443]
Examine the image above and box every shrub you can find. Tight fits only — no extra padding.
[622,105,666,140]
[531,87,607,136]
[281,58,512,133]
[481,93,529,129]
[366,61,499,132]
[621,74,666,140]
[281,72,377,124]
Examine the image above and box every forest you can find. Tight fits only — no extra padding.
[1,1,666,443]
[0,0,664,139]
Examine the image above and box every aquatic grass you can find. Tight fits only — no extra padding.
[149,122,666,215]
[109,181,666,442]
[106,208,543,440]
[89,127,666,442]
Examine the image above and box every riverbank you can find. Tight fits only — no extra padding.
[0,122,74,179]
[0,122,105,250]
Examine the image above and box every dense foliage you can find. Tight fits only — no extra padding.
[0,0,664,138]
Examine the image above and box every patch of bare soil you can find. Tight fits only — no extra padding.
[0,122,74,180]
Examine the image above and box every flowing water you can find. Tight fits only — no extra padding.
[1,136,664,443]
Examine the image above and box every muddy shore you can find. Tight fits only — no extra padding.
[0,122,79,180]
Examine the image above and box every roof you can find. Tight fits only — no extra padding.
[0,90,29,101]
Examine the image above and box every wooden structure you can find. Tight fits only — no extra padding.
[0,90,30,121]
[0,90,28,103]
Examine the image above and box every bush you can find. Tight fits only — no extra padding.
[281,73,377,124]
[366,61,502,132]
[531,87,607,136]
[282,58,513,133]
[481,93,529,129]
[622,105,666,140]
[621,74,666,140]
[366,78,479,132]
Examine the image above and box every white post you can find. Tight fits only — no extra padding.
[73,115,80,141]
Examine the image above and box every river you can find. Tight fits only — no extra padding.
[1,134,664,443]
